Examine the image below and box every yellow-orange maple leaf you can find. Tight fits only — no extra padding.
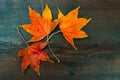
[58,6,92,49]
[21,4,59,42]
[18,42,53,76]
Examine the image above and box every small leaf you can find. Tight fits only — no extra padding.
[18,42,53,76]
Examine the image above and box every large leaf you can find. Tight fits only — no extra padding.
[21,4,59,42]
[58,6,91,49]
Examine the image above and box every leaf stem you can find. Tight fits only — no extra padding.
[46,30,61,63]
[16,26,29,47]
[47,43,60,63]
[46,30,61,42]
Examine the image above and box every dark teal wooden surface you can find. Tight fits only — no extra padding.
[0,0,120,80]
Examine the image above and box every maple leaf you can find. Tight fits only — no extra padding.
[58,6,92,49]
[21,4,59,42]
[18,42,53,76]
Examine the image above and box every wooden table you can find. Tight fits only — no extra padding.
[0,0,120,80]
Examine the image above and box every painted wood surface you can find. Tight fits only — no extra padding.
[0,0,120,80]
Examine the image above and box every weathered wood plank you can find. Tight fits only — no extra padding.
[0,49,120,80]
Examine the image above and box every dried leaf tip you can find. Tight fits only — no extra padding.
[42,3,52,20]
[74,46,78,50]
[87,18,92,23]
[28,6,33,15]
[48,59,54,63]
[28,6,32,10]
[58,8,64,19]
[45,4,49,8]
[35,68,40,76]
[70,6,80,13]
[76,6,80,10]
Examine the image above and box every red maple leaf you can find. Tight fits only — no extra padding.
[18,42,53,76]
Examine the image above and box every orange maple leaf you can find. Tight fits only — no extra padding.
[58,6,92,49]
[21,4,59,42]
[18,42,53,76]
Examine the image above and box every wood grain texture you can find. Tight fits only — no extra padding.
[0,0,120,80]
